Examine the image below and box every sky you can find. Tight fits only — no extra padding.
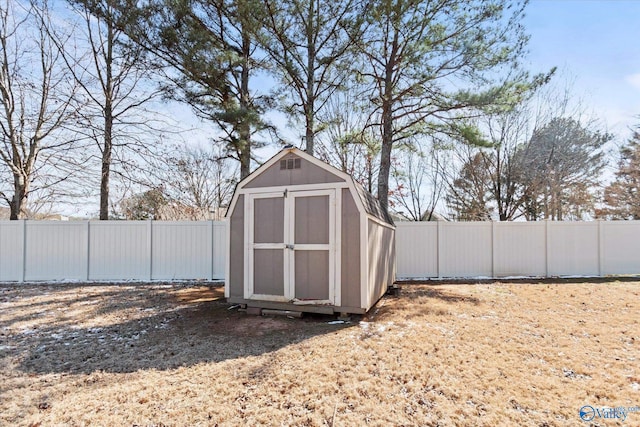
[257,0,640,154]
[10,0,640,218]
[523,0,640,140]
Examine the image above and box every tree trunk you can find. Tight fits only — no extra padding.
[304,0,316,155]
[366,155,374,194]
[99,21,115,220]
[377,43,396,210]
[99,113,112,219]
[378,103,393,210]
[10,173,26,220]
[238,23,252,179]
[9,167,30,220]
[305,111,314,155]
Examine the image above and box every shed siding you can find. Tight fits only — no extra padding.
[340,189,361,308]
[229,195,244,298]
[367,220,396,308]
[245,153,345,188]
[226,148,395,315]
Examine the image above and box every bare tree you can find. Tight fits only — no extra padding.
[445,113,610,221]
[162,143,238,220]
[445,147,494,221]
[53,0,163,219]
[116,143,238,220]
[441,69,616,222]
[315,91,380,192]
[390,143,447,221]
[118,186,167,220]
[446,106,533,221]
[0,0,81,219]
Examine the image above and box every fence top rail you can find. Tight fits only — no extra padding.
[394,220,640,225]
[0,220,227,225]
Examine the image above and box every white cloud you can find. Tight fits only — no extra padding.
[625,73,640,90]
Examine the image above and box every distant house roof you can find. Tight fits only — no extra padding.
[420,211,448,222]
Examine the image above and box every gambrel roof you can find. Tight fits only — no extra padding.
[227,146,393,227]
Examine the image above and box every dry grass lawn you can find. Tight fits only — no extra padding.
[1,280,639,426]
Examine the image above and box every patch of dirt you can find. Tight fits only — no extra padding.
[1,281,639,426]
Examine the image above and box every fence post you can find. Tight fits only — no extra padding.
[545,220,550,278]
[598,219,604,277]
[209,220,214,281]
[491,221,496,278]
[86,220,91,281]
[147,220,153,280]
[20,219,26,283]
[437,220,443,278]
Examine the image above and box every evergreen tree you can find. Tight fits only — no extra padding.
[599,132,640,220]
[356,0,535,209]
[257,0,364,155]
[517,117,610,220]
[85,0,269,178]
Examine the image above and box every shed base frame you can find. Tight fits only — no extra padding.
[227,297,366,315]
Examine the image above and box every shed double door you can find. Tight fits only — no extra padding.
[247,189,336,303]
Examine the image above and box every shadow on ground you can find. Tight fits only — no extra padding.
[0,284,353,375]
[365,284,482,321]
[400,286,481,305]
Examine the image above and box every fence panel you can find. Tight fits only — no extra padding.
[212,222,227,279]
[600,221,640,275]
[395,222,437,278]
[547,222,599,277]
[3,220,640,282]
[493,222,546,277]
[24,222,88,281]
[151,222,213,280]
[0,221,23,281]
[89,221,150,280]
[440,222,492,278]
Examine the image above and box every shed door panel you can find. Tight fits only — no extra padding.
[253,249,284,296]
[250,194,287,298]
[290,191,334,303]
[254,197,284,243]
[294,251,329,300]
[246,189,337,305]
[294,196,329,244]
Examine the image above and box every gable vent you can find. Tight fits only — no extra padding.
[280,158,301,170]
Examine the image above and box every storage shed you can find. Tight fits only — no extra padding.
[225,147,396,315]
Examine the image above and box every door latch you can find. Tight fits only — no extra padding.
[285,244,295,250]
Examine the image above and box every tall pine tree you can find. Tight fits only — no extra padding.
[599,132,640,220]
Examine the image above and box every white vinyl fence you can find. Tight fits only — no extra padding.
[2,220,640,282]
[0,221,226,282]
[395,221,640,279]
